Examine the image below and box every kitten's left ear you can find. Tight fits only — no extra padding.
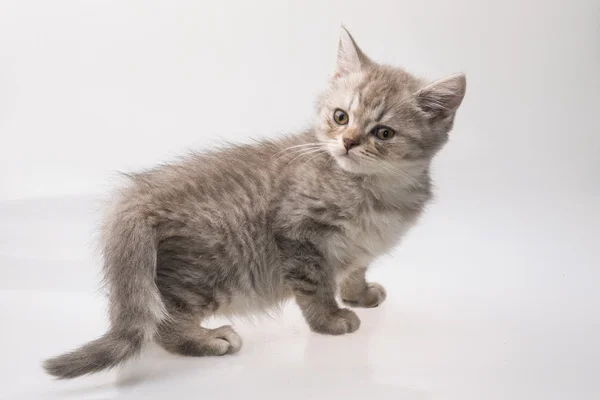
[335,27,370,77]
[416,73,467,119]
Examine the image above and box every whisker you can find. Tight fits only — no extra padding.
[285,148,327,167]
[363,158,419,186]
[273,145,324,160]
[298,150,328,168]
[379,163,422,187]
[359,150,378,160]
[272,143,324,158]
[324,154,334,169]
[274,146,321,157]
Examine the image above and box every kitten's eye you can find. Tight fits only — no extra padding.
[372,126,396,141]
[333,109,349,125]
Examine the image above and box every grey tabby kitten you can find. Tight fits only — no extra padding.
[44,28,466,379]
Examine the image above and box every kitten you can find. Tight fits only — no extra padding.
[43,27,466,379]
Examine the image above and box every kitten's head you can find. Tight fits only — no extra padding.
[316,28,466,175]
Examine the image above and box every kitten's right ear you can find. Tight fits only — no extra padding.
[335,27,370,77]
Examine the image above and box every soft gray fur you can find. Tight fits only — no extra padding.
[43,28,466,379]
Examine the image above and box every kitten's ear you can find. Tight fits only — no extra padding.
[335,27,369,77]
[416,73,467,119]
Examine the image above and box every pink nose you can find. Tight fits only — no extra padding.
[343,138,358,153]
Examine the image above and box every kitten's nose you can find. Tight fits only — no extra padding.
[343,138,358,153]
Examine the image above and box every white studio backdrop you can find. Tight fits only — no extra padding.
[1,2,600,399]
[0,0,598,201]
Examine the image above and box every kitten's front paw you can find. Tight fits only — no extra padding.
[310,308,361,335]
[343,283,387,308]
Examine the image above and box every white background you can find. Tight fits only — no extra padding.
[1,1,599,399]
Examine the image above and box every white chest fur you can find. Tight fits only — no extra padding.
[325,205,417,270]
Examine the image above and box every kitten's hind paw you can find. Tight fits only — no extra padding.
[157,324,242,357]
[343,282,387,308]
[210,325,242,354]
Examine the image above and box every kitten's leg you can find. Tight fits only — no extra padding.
[155,313,242,357]
[341,267,387,308]
[284,250,360,335]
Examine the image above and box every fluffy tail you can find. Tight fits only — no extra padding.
[43,209,166,379]
[43,329,145,379]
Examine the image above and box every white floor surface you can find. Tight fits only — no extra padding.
[1,187,598,400]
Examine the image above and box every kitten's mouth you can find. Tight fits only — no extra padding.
[341,151,356,161]
[325,144,361,170]
[334,147,354,158]
[333,151,362,171]
[338,152,355,161]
